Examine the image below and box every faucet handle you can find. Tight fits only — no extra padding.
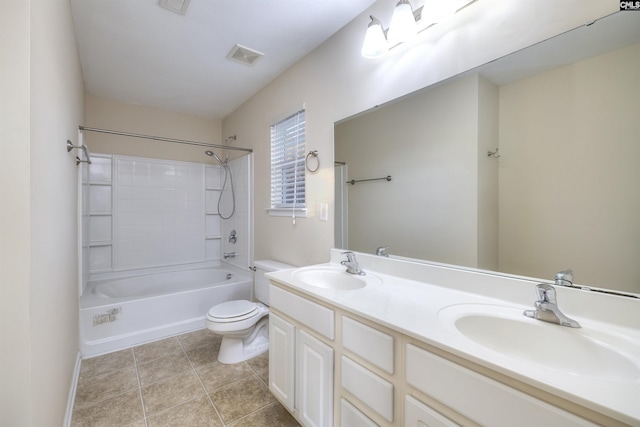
[535,283,557,304]
[341,251,356,262]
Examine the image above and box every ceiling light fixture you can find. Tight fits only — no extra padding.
[361,0,478,59]
[387,0,418,45]
[361,16,388,58]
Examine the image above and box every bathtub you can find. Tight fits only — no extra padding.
[80,265,252,357]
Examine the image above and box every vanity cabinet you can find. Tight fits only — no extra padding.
[269,286,335,427]
[268,279,611,427]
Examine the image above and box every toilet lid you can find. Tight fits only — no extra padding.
[208,300,258,320]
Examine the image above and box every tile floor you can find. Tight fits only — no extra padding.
[71,328,300,427]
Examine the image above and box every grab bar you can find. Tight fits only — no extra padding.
[66,140,92,165]
[347,175,391,185]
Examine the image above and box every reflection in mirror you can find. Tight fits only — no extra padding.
[334,12,640,295]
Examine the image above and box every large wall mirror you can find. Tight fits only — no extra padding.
[334,11,640,295]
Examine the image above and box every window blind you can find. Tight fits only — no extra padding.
[270,109,306,210]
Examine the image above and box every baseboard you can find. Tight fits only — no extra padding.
[63,351,82,427]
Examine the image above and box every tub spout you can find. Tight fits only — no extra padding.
[223,252,236,259]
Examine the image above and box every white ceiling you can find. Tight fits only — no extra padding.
[71,0,377,119]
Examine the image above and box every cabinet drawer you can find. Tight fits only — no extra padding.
[270,284,335,339]
[341,399,379,427]
[405,344,597,427]
[341,356,394,422]
[405,395,459,427]
[342,316,394,374]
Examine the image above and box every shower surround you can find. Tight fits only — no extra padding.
[80,153,252,356]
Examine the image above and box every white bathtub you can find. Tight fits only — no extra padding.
[80,266,252,357]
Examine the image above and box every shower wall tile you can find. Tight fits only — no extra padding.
[90,185,112,213]
[205,165,222,189]
[205,190,220,214]
[90,245,112,272]
[89,155,113,182]
[113,157,205,271]
[205,239,221,261]
[206,215,221,238]
[89,216,112,243]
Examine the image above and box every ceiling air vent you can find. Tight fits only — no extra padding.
[158,0,190,15]
[226,44,264,66]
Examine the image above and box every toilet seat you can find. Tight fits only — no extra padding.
[207,300,259,323]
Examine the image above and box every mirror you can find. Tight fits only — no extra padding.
[334,12,640,295]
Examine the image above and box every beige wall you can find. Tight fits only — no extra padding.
[223,0,616,267]
[1,1,32,425]
[499,43,640,293]
[85,94,223,163]
[1,0,85,425]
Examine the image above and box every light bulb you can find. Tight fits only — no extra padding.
[361,15,388,58]
[387,0,417,45]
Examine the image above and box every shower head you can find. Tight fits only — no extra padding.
[224,135,237,144]
[205,150,224,165]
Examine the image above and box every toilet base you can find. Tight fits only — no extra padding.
[217,317,269,364]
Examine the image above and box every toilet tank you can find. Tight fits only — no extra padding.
[254,260,295,305]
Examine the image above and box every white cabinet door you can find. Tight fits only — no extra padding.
[269,312,296,411]
[297,329,334,427]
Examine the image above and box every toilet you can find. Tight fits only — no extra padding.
[206,260,294,364]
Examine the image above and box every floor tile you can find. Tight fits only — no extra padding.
[141,369,206,415]
[195,360,254,392]
[228,401,300,427]
[137,352,192,386]
[185,340,222,367]
[209,374,276,424]
[133,337,183,364]
[178,328,220,351]
[79,348,135,379]
[74,367,139,408]
[145,396,222,427]
[74,330,297,426]
[246,351,269,384]
[72,389,143,427]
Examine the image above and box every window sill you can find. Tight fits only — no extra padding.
[267,208,308,218]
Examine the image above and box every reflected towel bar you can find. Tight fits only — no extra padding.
[347,175,392,185]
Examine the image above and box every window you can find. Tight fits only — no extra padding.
[270,109,306,217]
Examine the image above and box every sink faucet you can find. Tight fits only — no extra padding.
[554,269,574,287]
[523,284,581,328]
[375,246,389,257]
[341,251,365,275]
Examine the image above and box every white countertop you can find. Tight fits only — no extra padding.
[267,250,640,425]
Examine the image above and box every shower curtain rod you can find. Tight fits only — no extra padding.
[78,126,253,153]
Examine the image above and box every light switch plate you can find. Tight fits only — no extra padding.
[320,203,328,221]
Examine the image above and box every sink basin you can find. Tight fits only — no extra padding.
[438,304,640,381]
[292,265,381,290]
